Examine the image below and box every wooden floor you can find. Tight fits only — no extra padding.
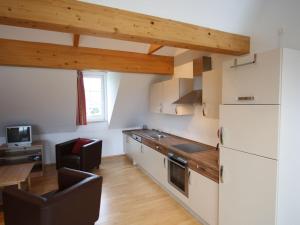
[0,155,201,225]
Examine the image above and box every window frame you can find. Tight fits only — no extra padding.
[83,71,107,123]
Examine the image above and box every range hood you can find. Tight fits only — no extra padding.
[173,90,202,104]
[173,77,202,104]
[173,56,211,105]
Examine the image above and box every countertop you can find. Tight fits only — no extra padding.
[123,129,219,183]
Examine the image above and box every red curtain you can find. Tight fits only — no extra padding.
[77,71,87,125]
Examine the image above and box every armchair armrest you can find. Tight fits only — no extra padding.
[80,140,102,171]
[3,187,46,225]
[57,167,95,191]
[55,138,78,169]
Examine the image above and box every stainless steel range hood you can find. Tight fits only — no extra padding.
[173,56,211,105]
[173,76,202,104]
[173,90,202,104]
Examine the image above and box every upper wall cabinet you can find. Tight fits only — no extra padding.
[174,57,212,78]
[222,49,281,104]
[149,82,163,113]
[202,68,222,118]
[150,78,194,115]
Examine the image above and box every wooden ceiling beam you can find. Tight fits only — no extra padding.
[0,38,174,75]
[73,34,80,47]
[0,0,250,55]
[148,44,163,55]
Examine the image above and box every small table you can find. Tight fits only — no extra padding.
[0,163,35,189]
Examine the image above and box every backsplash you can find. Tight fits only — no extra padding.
[145,105,219,147]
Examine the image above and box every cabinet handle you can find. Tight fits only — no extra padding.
[156,146,159,150]
[219,127,224,145]
[188,171,191,185]
[160,103,163,113]
[202,103,206,117]
[175,106,178,115]
[220,165,224,183]
[237,96,255,101]
[163,158,166,168]
[230,53,257,68]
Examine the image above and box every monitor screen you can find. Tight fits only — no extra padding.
[6,126,32,144]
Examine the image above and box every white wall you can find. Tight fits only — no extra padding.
[109,73,165,129]
[277,49,300,225]
[251,0,300,52]
[0,66,77,136]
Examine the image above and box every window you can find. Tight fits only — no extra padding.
[83,72,107,122]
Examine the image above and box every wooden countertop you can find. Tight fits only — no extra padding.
[123,129,219,183]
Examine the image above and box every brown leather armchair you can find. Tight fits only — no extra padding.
[3,168,103,225]
[56,139,102,172]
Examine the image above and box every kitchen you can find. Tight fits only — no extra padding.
[0,1,299,225]
[123,49,300,225]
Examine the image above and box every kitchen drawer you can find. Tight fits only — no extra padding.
[142,138,168,155]
[189,160,219,183]
[222,49,281,104]
[220,105,280,159]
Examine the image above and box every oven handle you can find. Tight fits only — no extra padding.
[168,158,187,169]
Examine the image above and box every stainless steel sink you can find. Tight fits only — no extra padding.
[172,143,212,153]
[143,130,167,140]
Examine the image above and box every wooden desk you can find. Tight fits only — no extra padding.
[0,163,34,189]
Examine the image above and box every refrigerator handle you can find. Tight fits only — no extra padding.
[220,165,224,183]
[219,127,224,145]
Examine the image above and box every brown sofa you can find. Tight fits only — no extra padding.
[3,168,103,225]
[56,138,102,172]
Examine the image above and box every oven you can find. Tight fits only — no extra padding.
[168,152,189,197]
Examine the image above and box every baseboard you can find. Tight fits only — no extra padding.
[102,154,126,159]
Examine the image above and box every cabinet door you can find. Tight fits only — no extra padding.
[222,49,281,104]
[140,145,168,186]
[162,79,179,115]
[202,69,222,118]
[128,137,141,165]
[150,82,163,113]
[219,147,277,225]
[220,105,279,159]
[189,169,219,225]
[123,134,129,155]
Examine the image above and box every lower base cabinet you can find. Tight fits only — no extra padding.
[189,169,219,225]
[141,144,168,187]
[124,136,218,225]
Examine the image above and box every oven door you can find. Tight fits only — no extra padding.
[168,157,188,197]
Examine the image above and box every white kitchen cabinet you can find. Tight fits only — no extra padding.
[149,78,194,115]
[220,105,280,159]
[222,49,281,104]
[125,136,142,165]
[140,144,168,186]
[162,78,193,115]
[174,57,207,78]
[202,68,222,118]
[149,82,163,113]
[219,147,277,225]
[189,169,219,225]
[123,134,129,155]
[220,49,300,225]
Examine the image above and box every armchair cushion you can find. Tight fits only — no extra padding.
[60,155,80,170]
[72,138,93,154]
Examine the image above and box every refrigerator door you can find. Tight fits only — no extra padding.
[220,105,280,159]
[219,147,277,225]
